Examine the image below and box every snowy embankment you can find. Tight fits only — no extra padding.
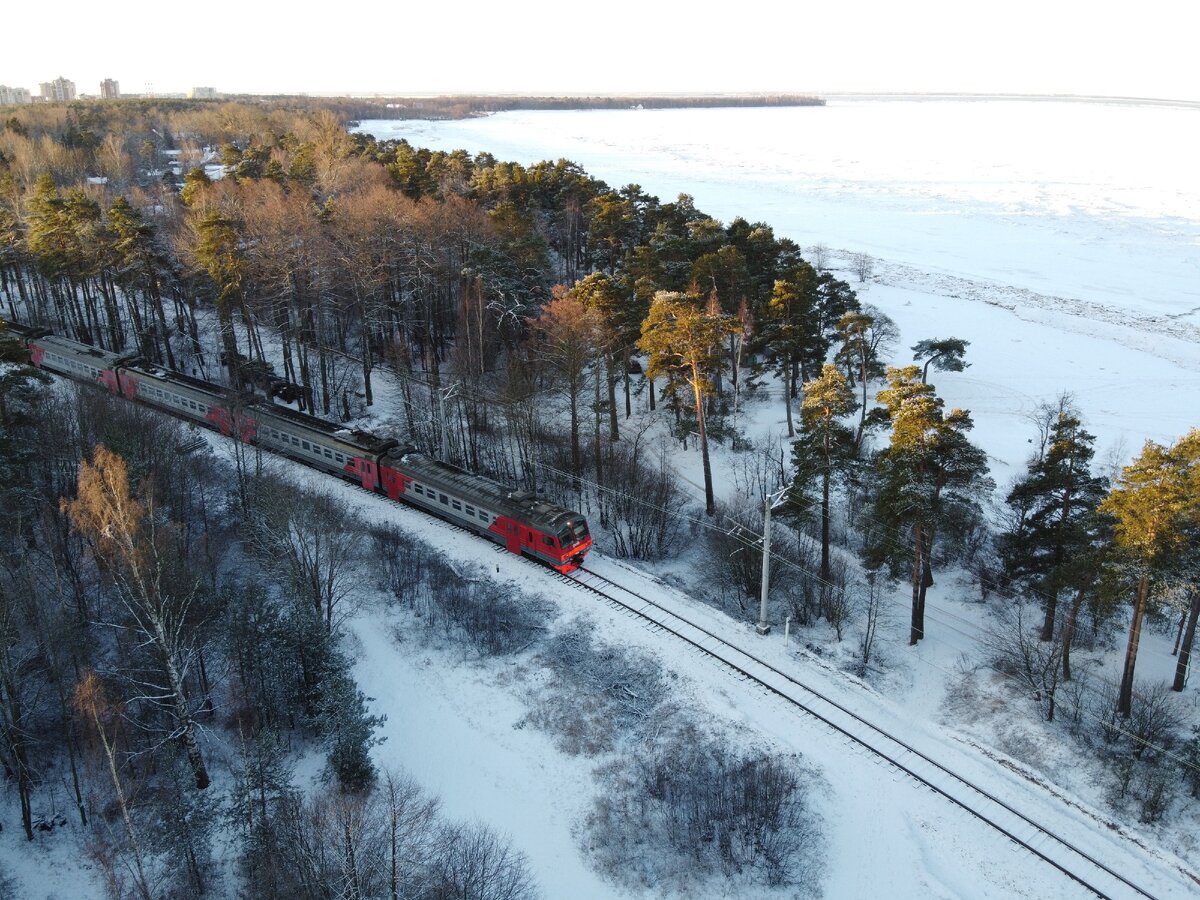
[218,449,1200,898]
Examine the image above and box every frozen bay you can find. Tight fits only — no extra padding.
[358,99,1200,323]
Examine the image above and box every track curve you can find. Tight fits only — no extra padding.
[563,564,1194,900]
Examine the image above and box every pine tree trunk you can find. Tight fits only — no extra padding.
[1173,589,1200,692]
[593,363,602,482]
[693,377,715,516]
[784,354,795,438]
[607,353,619,440]
[1061,584,1086,682]
[910,525,924,645]
[1118,571,1151,718]
[623,349,632,419]
[1041,589,1058,643]
[569,383,581,479]
[820,471,831,582]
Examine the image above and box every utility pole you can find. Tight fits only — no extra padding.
[757,487,787,636]
[438,381,459,463]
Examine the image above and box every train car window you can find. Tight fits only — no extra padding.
[335,452,344,463]
[480,511,490,522]
[324,448,333,459]
[291,436,300,446]
[465,505,475,515]
[413,485,423,496]
[543,535,554,547]
[452,500,462,511]
[439,494,449,505]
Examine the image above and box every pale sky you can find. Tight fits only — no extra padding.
[6,0,1199,101]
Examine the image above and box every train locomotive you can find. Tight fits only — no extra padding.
[7,322,593,573]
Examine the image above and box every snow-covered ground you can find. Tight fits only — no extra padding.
[347,99,1200,896]
[5,99,1198,898]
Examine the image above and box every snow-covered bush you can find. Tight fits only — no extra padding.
[587,724,823,893]
[524,620,670,754]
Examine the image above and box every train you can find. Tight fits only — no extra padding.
[4,321,593,573]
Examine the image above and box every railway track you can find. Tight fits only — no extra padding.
[556,564,1192,900]
[85,379,1184,898]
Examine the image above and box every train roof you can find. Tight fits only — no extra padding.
[383,449,582,532]
[33,333,133,366]
[251,400,396,454]
[123,361,234,400]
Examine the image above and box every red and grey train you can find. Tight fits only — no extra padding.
[7,323,592,572]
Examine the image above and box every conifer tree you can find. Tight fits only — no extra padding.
[760,268,820,436]
[912,337,970,383]
[316,654,385,792]
[1100,430,1200,717]
[1002,405,1109,640]
[788,363,858,580]
[834,307,897,452]
[639,290,740,515]
[571,272,630,440]
[872,366,990,644]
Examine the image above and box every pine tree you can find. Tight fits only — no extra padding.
[191,208,247,374]
[1002,405,1109,640]
[873,366,991,644]
[1100,430,1200,717]
[912,337,970,383]
[834,307,897,452]
[316,657,385,792]
[759,268,820,436]
[787,364,858,580]
[639,290,740,515]
[571,272,631,440]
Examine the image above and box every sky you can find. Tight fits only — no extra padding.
[6,0,1200,101]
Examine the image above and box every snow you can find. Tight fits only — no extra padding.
[345,98,1200,896]
[3,98,1198,898]
[259,456,1197,899]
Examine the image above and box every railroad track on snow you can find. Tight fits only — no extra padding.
[555,564,1191,900]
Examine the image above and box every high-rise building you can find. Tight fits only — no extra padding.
[0,86,33,105]
[189,86,218,99]
[100,78,120,99]
[39,77,76,102]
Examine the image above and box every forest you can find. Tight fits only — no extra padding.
[0,97,1198,896]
